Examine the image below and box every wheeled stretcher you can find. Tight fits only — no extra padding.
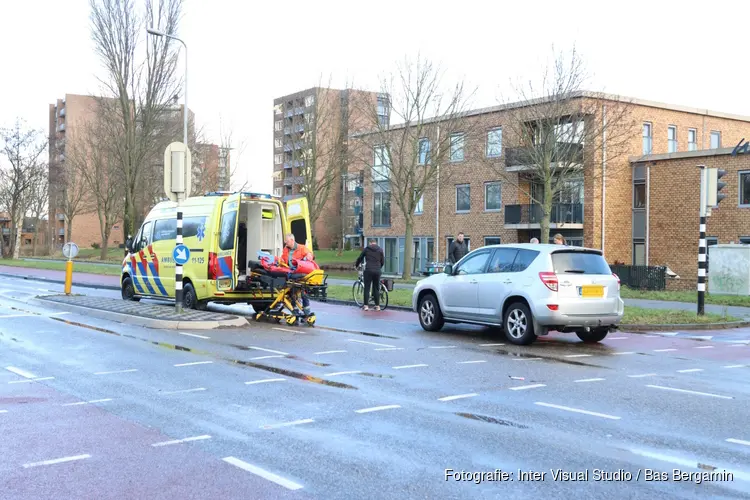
[248,260,328,326]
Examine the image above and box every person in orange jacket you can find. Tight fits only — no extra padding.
[281,233,314,314]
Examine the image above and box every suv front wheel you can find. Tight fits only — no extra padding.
[503,302,537,345]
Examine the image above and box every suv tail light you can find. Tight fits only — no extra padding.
[539,272,558,291]
[208,252,219,280]
[613,272,620,289]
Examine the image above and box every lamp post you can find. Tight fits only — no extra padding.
[148,27,189,313]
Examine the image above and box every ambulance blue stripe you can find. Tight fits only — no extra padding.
[128,262,145,294]
[147,262,168,296]
[137,261,156,295]
[218,257,232,278]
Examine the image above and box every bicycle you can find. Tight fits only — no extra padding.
[352,264,389,310]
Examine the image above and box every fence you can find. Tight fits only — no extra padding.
[609,264,667,291]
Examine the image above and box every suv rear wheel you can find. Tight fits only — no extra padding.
[576,327,609,343]
[503,302,537,345]
[418,294,444,332]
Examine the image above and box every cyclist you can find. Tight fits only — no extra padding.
[355,238,384,311]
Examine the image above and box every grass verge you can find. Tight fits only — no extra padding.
[620,287,750,308]
[0,259,121,277]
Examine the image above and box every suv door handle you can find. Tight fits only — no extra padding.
[470,280,478,284]
[502,280,512,284]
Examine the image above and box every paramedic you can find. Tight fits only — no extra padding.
[281,234,314,314]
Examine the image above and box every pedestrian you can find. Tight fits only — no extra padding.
[281,233,314,315]
[529,237,539,244]
[355,238,384,311]
[448,232,469,264]
[553,233,566,245]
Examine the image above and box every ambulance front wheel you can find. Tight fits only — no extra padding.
[183,282,198,310]
[121,277,141,302]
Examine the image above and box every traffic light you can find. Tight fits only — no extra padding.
[706,168,728,207]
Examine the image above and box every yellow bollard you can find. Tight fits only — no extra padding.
[64,259,73,295]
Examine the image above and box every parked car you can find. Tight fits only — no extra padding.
[411,244,624,345]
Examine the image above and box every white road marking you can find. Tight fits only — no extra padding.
[0,410,7,414]
[626,448,750,483]
[151,435,212,447]
[509,384,546,391]
[62,398,113,406]
[479,343,505,347]
[222,457,303,490]
[457,360,487,364]
[355,405,401,413]
[575,378,606,383]
[653,349,677,352]
[428,345,457,349]
[730,343,748,347]
[261,418,314,430]
[348,339,396,348]
[565,354,592,358]
[608,337,627,340]
[535,402,621,420]
[677,368,704,373]
[438,393,478,401]
[723,365,746,369]
[374,347,404,351]
[5,366,36,379]
[392,364,428,370]
[628,373,657,378]
[646,385,733,400]
[690,336,714,341]
[23,454,91,468]
[727,438,750,447]
[245,378,286,385]
[272,327,299,334]
[0,314,34,319]
[178,332,211,339]
[694,346,714,349]
[94,369,138,375]
[643,335,660,338]
[324,371,362,377]
[162,387,206,395]
[314,350,347,355]
[8,377,54,384]
[250,355,285,360]
[248,346,289,355]
[174,361,213,367]
[658,332,681,336]
[512,357,541,361]
[47,312,70,317]
[611,351,635,355]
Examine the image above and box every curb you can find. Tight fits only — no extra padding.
[30,297,248,330]
[620,320,750,332]
[312,297,413,312]
[0,272,121,292]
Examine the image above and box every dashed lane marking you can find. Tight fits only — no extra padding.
[272,327,299,334]
[374,347,404,351]
[694,346,715,349]
[95,369,138,375]
[248,346,289,355]
[646,385,733,400]
[535,402,621,420]
[8,377,54,384]
[0,314,35,319]
[0,410,7,414]
[152,435,212,447]
[653,349,677,352]
[261,419,314,430]
[438,393,478,401]
[457,360,487,364]
[565,354,592,358]
[611,352,635,356]
[178,332,211,339]
[428,345,457,349]
[512,358,541,361]
[161,388,206,395]
[250,355,285,360]
[727,438,750,447]
[314,350,347,355]
[174,361,213,367]
[324,371,362,377]
[23,454,91,468]
[348,339,396,348]
[509,384,547,391]
[245,378,286,385]
[628,373,657,378]
[222,457,303,491]
[607,337,627,340]
[677,369,704,373]
[723,365,746,369]
[62,399,113,406]
[5,366,36,379]
[355,405,401,413]
[575,378,606,383]
[392,364,428,370]
[479,343,505,347]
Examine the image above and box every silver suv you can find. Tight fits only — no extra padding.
[412,244,624,345]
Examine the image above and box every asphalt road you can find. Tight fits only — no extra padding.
[1,276,750,499]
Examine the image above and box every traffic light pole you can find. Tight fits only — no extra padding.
[697,166,707,316]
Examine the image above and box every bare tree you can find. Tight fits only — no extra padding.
[491,47,635,244]
[26,165,49,256]
[58,158,92,244]
[0,120,47,259]
[90,0,183,239]
[351,56,477,280]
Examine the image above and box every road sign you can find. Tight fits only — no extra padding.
[173,244,190,266]
[62,242,79,260]
[163,142,192,203]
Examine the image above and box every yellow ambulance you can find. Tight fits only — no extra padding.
[121,191,312,311]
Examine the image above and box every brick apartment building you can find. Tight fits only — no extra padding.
[344,92,750,276]
[272,87,387,248]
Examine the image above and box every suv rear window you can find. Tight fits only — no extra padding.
[551,250,611,275]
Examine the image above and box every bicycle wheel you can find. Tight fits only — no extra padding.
[378,285,389,310]
[352,280,365,307]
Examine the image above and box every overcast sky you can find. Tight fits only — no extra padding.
[0,0,745,193]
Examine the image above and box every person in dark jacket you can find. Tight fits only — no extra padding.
[355,239,385,311]
[448,232,469,264]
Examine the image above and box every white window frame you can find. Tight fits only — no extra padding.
[274,120,283,131]
[274,154,283,165]
[456,184,471,213]
[274,138,283,149]
[418,138,430,165]
[739,171,750,207]
[688,128,697,151]
[373,145,390,181]
[667,125,677,153]
[642,122,652,155]
[484,181,502,212]
[304,95,315,107]
[414,191,424,215]
[710,131,721,149]
[449,133,465,162]
[486,128,502,158]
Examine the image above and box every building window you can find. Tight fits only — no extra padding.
[418,138,431,165]
[740,237,750,245]
[450,133,465,162]
[304,95,315,107]
[486,128,502,158]
[373,145,390,181]
[274,154,283,165]
[484,181,502,211]
[633,181,646,209]
[688,128,697,151]
[642,123,652,154]
[274,138,283,149]
[740,171,750,206]
[710,131,721,149]
[668,126,677,153]
[274,120,283,131]
[373,184,391,227]
[273,187,282,197]
[707,237,718,257]
[484,236,501,246]
[633,239,646,266]
[456,184,471,212]
[377,95,389,127]
[414,191,423,215]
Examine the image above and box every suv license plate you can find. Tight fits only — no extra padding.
[578,285,604,298]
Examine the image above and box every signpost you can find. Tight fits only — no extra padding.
[62,242,79,295]
[164,142,192,312]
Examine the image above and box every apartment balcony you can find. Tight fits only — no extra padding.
[371,210,391,228]
[1,228,10,235]
[284,126,291,135]
[285,109,294,118]
[57,214,65,221]
[58,228,65,236]
[504,203,584,229]
[283,162,293,170]
[295,123,305,133]
[57,123,66,133]
[283,175,305,186]
[505,144,584,171]
[58,154,65,163]
[293,141,303,150]
[283,143,293,152]
[293,159,304,167]
[294,107,304,115]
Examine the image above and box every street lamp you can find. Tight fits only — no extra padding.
[146,28,188,146]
